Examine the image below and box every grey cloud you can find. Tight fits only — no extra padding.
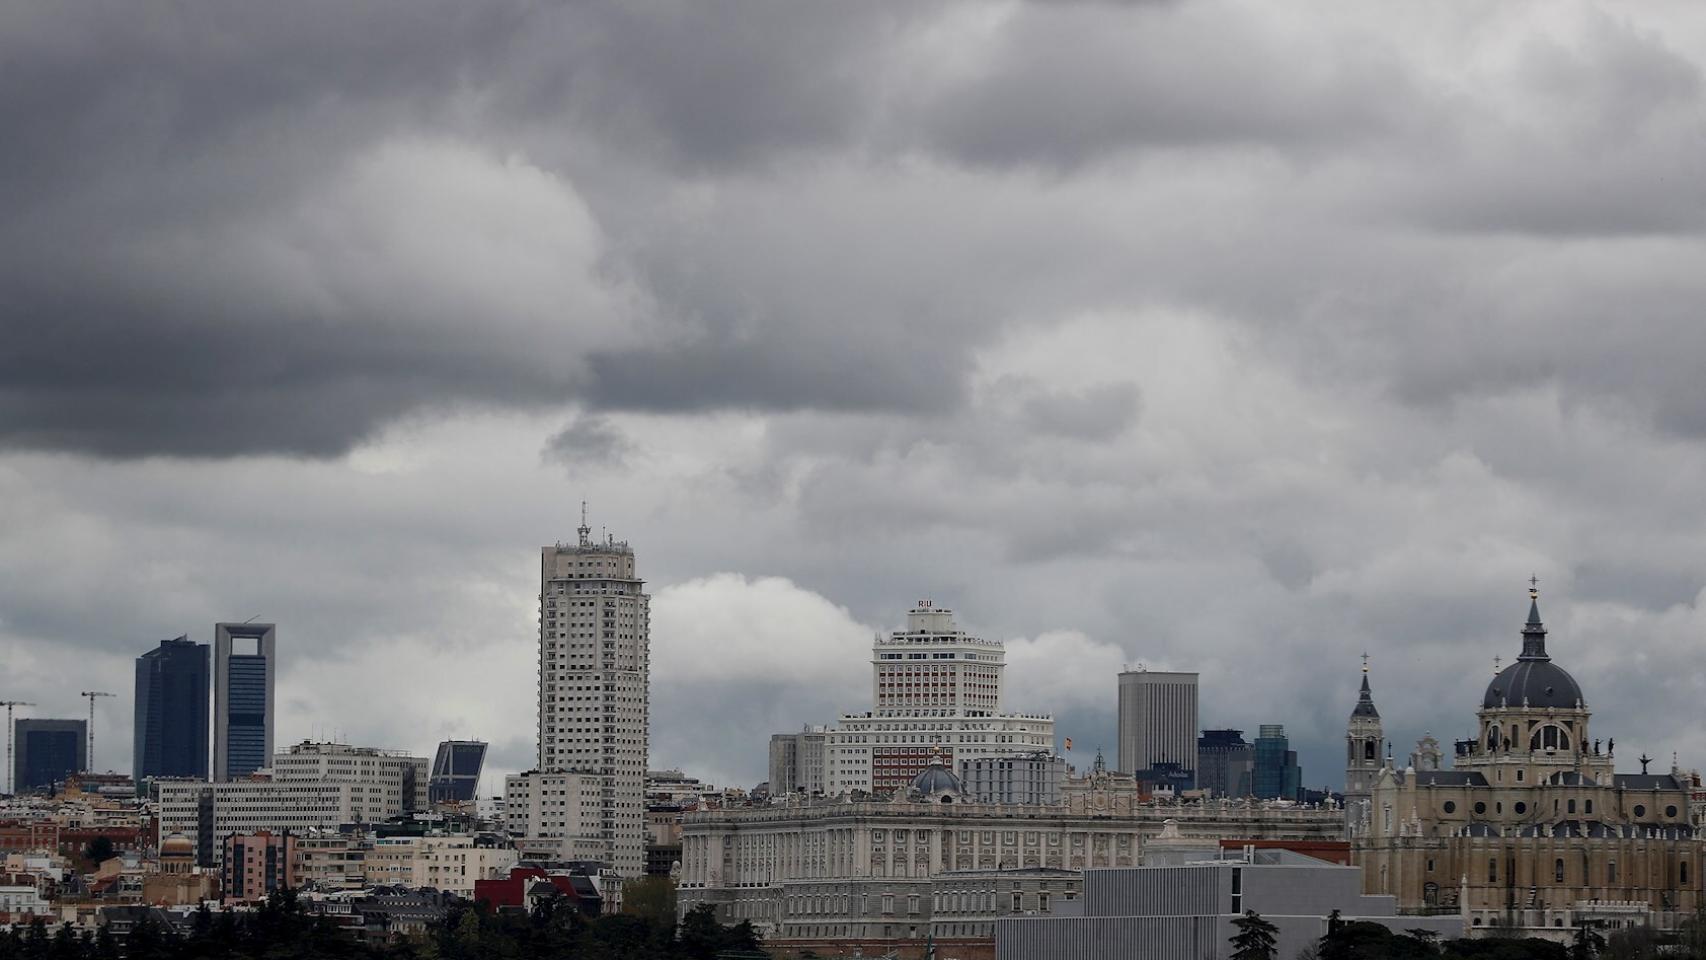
[586,339,967,415]
[1016,381,1143,441]
[545,415,632,467]
[912,4,1404,169]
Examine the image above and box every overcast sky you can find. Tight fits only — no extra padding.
[5,0,1706,796]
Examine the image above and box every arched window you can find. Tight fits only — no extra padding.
[1365,741,1376,761]
[1568,799,1576,814]
[1488,858,1497,883]
[1488,728,1498,751]
[1608,860,1618,884]
[1585,799,1593,815]
[1555,859,1565,883]
[1684,861,1691,886]
[1530,725,1572,752]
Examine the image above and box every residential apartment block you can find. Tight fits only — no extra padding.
[505,516,651,876]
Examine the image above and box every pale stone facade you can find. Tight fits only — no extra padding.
[1344,664,1386,838]
[679,761,1344,938]
[1353,590,1704,937]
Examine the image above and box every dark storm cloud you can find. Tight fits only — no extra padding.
[10,0,1706,463]
[0,1,938,459]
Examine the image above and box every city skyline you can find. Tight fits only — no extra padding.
[6,1,1706,805]
[0,574,1673,802]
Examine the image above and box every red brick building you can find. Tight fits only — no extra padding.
[222,831,297,903]
[0,820,58,853]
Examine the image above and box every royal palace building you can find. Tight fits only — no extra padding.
[678,754,1345,943]
[1352,588,1702,936]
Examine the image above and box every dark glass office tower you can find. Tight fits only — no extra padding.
[214,623,276,780]
[14,719,87,792]
[428,740,488,803]
[1251,723,1302,800]
[134,637,210,782]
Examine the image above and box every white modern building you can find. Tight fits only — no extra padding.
[503,769,608,861]
[156,780,368,868]
[962,753,1066,805]
[272,741,428,814]
[504,514,650,876]
[824,603,1054,795]
[156,741,429,867]
[769,726,828,797]
[1116,669,1199,779]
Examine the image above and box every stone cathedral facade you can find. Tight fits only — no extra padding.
[1351,589,1702,937]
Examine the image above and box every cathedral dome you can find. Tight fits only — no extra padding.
[908,751,965,802]
[1482,591,1584,710]
[1483,659,1583,710]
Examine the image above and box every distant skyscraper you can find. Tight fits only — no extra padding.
[214,623,276,781]
[768,726,826,797]
[1252,723,1302,801]
[1196,728,1253,798]
[429,740,488,804]
[134,637,210,783]
[508,512,649,875]
[14,719,87,792]
[1116,670,1199,779]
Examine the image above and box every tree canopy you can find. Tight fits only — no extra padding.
[0,891,760,960]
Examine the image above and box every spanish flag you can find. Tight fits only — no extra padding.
[1064,737,1073,751]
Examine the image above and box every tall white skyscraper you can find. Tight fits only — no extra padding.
[1116,669,1198,779]
[507,512,649,876]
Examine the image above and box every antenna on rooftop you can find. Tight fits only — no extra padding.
[578,501,591,547]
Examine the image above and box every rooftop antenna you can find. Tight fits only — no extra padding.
[1,701,35,795]
[578,501,591,548]
[79,691,116,773]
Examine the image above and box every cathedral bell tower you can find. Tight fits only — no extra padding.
[1344,655,1386,836]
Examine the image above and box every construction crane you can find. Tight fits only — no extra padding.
[79,691,116,774]
[0,701,34,795]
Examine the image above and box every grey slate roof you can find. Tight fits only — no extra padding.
[1413,771,1489,787]
[1482,595,1584,709]
[1613,774,1684,791]
[1351,673,1379,718]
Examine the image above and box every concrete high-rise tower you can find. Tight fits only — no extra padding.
[214,623,276,781]
[505,510,649,876]
[1343,656,1386,836]
[1116,669,1199,781]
